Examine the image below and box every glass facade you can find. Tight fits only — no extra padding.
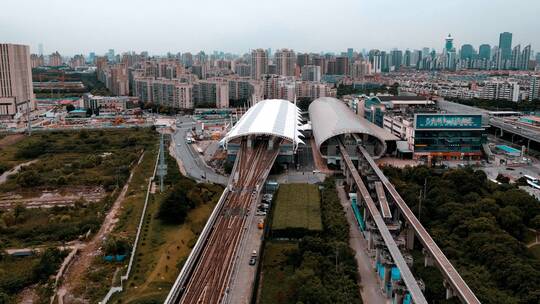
[414,130,485,153]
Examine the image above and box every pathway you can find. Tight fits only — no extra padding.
[336,184,390,304]
[0,160,37,184]
[56,151,146,303]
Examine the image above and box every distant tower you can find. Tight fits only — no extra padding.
[38,43,43,56]
[445,34,454,53]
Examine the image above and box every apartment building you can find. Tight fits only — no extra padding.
[0,43,35,117]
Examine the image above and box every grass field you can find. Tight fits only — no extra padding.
[272,184,322,231]
[259,241,298,304]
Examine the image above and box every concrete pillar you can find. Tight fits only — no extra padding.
[268,138,274,150]
[424,249,434,267]
[247,137,252,149]
[393,292,404,304]
[445,286,455,300]
[406,225,415,250]
[383,264,392,296]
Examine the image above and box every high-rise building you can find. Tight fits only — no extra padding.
[347,48,354,61]
[531,76,540,100]
[296,53,309,68]
[335,56,349,75]
[274,49,296,77]
[445,34,454,53]
[460,44,475,60]
[107,49,115,62]
[520,45,532,70]
[38,43,43,56]
[0,44,36,117]
[478,44,491,60]
[250,49,268,80]
[404,50,412,67]
[511,44,521,70]
[499,32,513,60]
[390,50,402,70]
[87,52,96,64]
[301,65,321,82]
[48,51,62,66]
[369,50,382,73]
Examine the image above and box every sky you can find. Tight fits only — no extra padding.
[1,0,539,56]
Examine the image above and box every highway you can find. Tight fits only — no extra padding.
[489,117,540,143]
[166,138,280,304]
[357,146,481,304]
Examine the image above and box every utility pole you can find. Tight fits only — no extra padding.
[157,133,168,192]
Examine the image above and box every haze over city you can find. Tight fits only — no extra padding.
[2,1,540,304]
[1,0,540,55]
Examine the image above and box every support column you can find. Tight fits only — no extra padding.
[268,138,274,150]
[423,248,434,267]
[406,225,415,251]
[444,281,455,300]
[247,136,252,149]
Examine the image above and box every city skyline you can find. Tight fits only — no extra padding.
[1,0,540,55]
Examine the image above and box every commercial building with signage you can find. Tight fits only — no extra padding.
[413,114,486,161]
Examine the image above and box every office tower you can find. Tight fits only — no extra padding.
[107,49,115,62]
[297,53,309,68]
[38,43,43,56]
[478,44,491,60]
[390,50,402,69]
[422,47,430,58]
[531,76,540,100]
[347,48,353,60]
[0,44,35,117]
[250,49,268,80]
[413,50,422,67]
[274,49,296,77]
[87,52,96,64]
[368,50,382,74]
[499,32,512,60]
[48,51,62,66]
[445,34,454,52]
[381,51,390,72]
[403,50,411,67]
[335,56,349,75]
[182,52,193,67]
[511,44,521,69]
[301,65,321,82]
[536,52,540,65]
[520,45,532,70]
[460,44,475,60]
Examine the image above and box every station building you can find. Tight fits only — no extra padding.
[221,99,303,164]
[309,97,398,165]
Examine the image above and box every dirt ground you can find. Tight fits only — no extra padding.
[56,152,145,304]
[0,134,25,149]
[0,186,105,209]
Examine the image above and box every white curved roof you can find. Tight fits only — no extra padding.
[222,99,304,146]
[309,97,397,153]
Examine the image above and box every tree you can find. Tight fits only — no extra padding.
[16,169,42,187]
[158,188,190,224]
[32,248,63,282]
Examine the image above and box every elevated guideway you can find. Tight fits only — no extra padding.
[357,146,481,304]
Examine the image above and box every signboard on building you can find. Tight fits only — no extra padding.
[415,114,482,129]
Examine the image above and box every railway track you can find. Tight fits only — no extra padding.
[170,139,279,304]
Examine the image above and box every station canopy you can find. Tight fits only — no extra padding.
[222,99,304,147]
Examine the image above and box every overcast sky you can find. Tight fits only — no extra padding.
[1,0,539,56]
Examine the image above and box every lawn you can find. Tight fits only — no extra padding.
[259,241,298,304]
[272,183,322,232]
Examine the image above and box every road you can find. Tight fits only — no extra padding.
[0,160,37,184]
[172,116,228,185]
[337,184,389,304]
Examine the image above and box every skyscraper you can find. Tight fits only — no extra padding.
[250,49,268,80]
[347,48,354,61]
[107,49,115,62]
[460,44,475,60]
[511,44,521,70]
[520,45,532,70]
[478,44,491,60]
[445,34,454,53]
[0,44,35,117]
[38,43,43,56]
[274,49,296,77]
[368,50,382,73]
[498,32,513,60]
[531,76,540,100]
[390,50,402,69]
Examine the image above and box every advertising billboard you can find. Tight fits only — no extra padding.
[415,114,483,129]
